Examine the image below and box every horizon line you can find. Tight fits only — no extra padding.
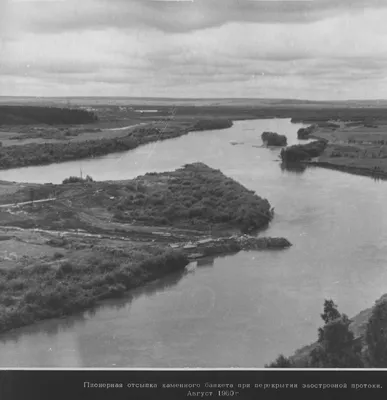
[1,95,387,103]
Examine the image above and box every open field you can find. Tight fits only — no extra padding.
[304,120,387,178]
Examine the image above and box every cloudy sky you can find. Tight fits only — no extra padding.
[0,0,387,100]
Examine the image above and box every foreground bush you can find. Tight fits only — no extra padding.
[0,249,188,333]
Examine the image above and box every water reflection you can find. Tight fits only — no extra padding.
[99,267,192,312]
[196,257,215,268]
[280,162,307,174]
[0,312,89,345]
[372,175,387,182]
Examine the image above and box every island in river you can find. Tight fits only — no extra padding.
[0,163,290,334]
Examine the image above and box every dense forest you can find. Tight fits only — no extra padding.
[0,106,97,125]
[108,163,274,233]
[267,298,387,368]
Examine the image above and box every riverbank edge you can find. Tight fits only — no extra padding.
[280,127,387,179]
[0,119,233,171]
[0,250,190,335]
[299,127,387,179]
[303,160,387,180]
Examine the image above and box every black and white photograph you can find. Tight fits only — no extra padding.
[2,0,387,390]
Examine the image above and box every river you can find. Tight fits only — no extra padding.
[1,118,387,368]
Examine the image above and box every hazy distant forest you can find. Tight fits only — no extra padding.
[0,106,97,125]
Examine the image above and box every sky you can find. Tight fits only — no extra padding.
[0,0,387,100]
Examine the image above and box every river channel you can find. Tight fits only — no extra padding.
[1,118,387,367]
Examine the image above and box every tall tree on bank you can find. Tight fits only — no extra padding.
[364,298,387,367]
[309,299,364,368]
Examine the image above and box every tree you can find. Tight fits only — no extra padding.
[309,299,364,368]
[364,298,387,367]
[265,354,294,368]
[321,299,341,324]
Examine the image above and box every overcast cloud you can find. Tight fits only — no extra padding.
[1,0,387,99]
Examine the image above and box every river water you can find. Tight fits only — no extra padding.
[1,119,387,368]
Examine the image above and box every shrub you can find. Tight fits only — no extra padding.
[62,175,94,184]
[53,252,64,260]
[30,263,52,275]
[56,261,73,276]
[297,125,316,139]
[280,140,327,162]
[261,131,287,146]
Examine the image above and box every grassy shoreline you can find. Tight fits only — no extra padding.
[0,119,232,170]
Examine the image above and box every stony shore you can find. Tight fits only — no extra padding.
[173,235,292,260]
